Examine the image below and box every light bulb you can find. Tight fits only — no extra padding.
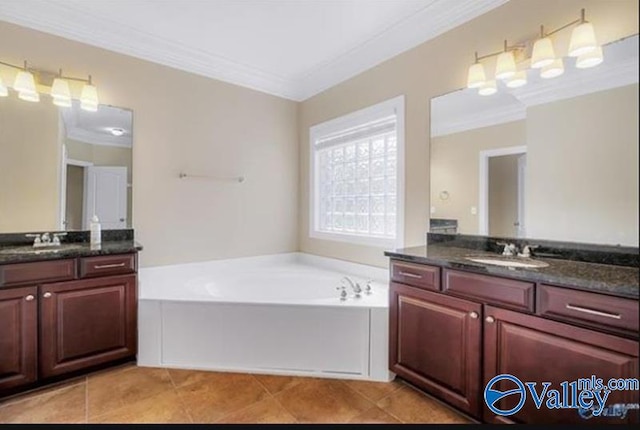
[467,62,486,89]
[540,58,564,79]
[569,22,597,57]
[506,70,527,88]
[14,70,37,95]
[576,46,603,68]
[478,80,497,96]
[531,37,555,69]
[495,51,516,80]
[18,91,40,102]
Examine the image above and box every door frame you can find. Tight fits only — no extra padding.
[478,146,527,236]
[59,153,94,230]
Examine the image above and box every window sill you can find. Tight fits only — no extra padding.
[309,230,400,249]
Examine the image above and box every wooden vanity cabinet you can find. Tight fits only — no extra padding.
[0,286,38,391]
[389,259,640,424]
[389,282,482,416]
[0,253,138,396]
[39,275,137,378]
[484,306,639,425]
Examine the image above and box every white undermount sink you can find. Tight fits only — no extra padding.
[465,256,549,268]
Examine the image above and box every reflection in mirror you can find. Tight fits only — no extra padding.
[0,100,133,233]
[430,35,638,246]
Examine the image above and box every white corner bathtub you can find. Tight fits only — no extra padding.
[138,253,392,381]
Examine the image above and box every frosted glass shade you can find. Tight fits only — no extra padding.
[478,80,497,96]
[569,22,597,57]
[13,70,37,95]
[53,96,72,108]
[467,63,486,89]
[18,91,40,102]
[531,37,555,69]
[576,46,603,69]
[51,78,71,103]
[506,70,527,88]
[495,51,516,80]
[540,58,564,79]
[80,83,99,111]
[0,77,8,97]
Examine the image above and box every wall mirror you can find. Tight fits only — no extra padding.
[0,99,133,233]
[429,35,638,247]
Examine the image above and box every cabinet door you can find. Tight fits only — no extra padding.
[39,275,137,379]
[0,286,38,392]
[484,306,639,424]
[390,282,482,416]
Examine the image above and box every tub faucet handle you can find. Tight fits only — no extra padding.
[364,280,373,295]
[336,286,348,301]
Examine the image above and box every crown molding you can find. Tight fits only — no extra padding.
[432,101,525,137]
[293,0,510,100]
[0,0,507,101]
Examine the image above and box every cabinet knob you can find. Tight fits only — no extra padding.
[469,311,479,319]
[485,316,495,323]
[25,295,35,301]
[43,292,52,298]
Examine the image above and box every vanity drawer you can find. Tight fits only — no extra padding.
[0,259,77,286]
[390,260,440,291]
[443,269,535,312]
[80,254,136,278]
[537,284,639,336]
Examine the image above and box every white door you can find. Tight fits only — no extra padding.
[516,154,527,238]
[84,166,128,229]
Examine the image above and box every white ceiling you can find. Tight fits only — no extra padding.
[62,103,133,148]
[0,0,508,101]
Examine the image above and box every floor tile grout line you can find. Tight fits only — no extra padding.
[0,377,86,409]
[164,369,195,424]
[85,377,89,424]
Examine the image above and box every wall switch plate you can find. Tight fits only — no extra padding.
[430,206,436,214]
[471,206,477,215]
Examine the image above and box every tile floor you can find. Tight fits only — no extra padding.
[0,364,472,424]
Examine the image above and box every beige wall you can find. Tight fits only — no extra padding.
[526,84,639,246]
[0,21,299,267]
[0,96,61,232]
[489,154,519,238]
[298,0,639,267]
[430,121,525,235]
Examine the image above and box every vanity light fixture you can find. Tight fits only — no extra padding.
[576,46,604,69]
[51,69,72,108]
[466,53,487,89]
[506,70,527,88]
[478,80,497,96]
[0,59,99,111]
[568,9,598,57]
[495,40,517,80]
[466,8,603,95]
[540,58,565,79]
[531,27,556,69]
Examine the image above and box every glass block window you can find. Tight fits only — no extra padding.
[310,96,404,247]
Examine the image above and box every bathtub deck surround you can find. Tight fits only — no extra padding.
[138,253,391,382]
[385,234,639,424]
[0,230,142,398]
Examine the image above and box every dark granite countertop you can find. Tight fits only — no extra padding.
[385,245,639,299]
[0,240,143,265]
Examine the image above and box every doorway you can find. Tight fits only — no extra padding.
[478,146,527,237]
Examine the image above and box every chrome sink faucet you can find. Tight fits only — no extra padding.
[497,241,518,256]
[25,232,67,248]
